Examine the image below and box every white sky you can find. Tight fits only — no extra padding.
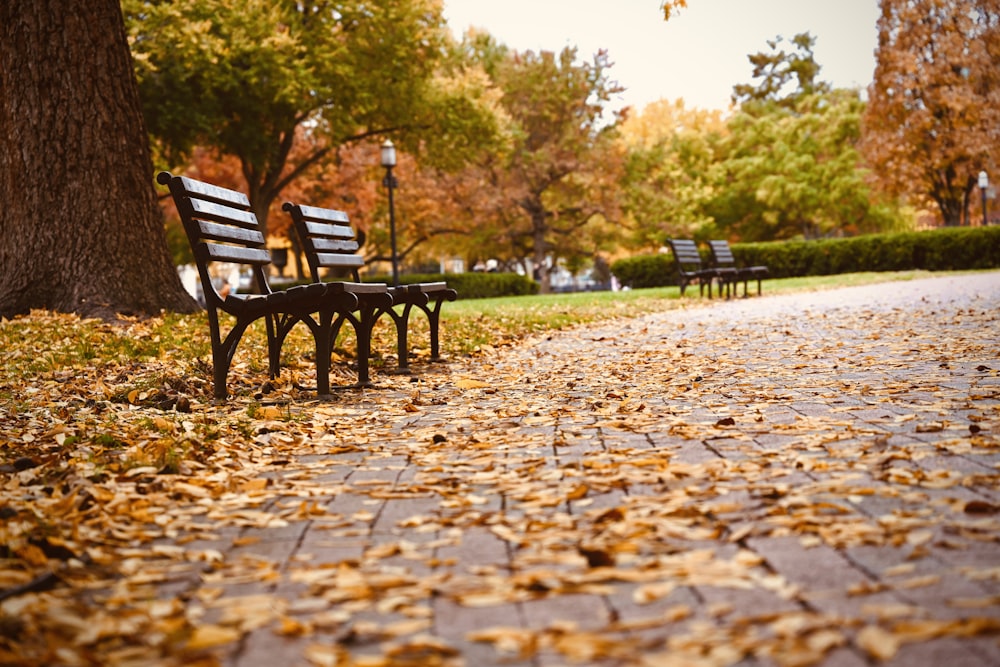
[443,0,880,113]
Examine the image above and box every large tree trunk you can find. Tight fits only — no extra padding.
[0,0,198,320]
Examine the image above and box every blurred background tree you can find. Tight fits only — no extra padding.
[125,0,505,238]
[862,0,1000,226]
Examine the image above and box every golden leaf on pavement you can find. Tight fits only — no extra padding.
[455,378,491,389]
[857,625,900,661]
[186,624,242,650]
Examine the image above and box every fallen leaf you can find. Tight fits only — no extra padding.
[186,624,241,650]
[857,625,900,661]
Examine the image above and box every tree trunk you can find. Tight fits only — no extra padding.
[0,0,198,320]
[531,209,552,294]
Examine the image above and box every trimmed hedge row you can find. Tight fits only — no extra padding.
[365,272,539,300]
[608,254,676,289]
[611,227,1000,287]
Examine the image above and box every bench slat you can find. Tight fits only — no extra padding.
[302,220,355,240]
[178,176,250,209]
[297,205,350,224]
[202,242,271,265]
[315,252,364,269]
[196,220,266,247]
[186,198,259,230]
[312,238,359,253]
[411,282,449,293]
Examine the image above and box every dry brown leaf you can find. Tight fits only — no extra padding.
[857,625,900,660]
[186,624,242,650]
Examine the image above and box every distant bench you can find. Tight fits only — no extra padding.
[708,240,770,297]
[283,202,457,374]
[667,239,721,297]
[666,238,769,298]
[157,171,389,398]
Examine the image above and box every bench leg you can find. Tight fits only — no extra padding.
[312,314,333,396]
[425,297,450,362]
[328,312,375,389]
[209,315,252,400]
[268,313,303,381]
[375,304,414,374]
[394,305,413,372]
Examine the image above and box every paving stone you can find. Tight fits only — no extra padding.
[434,525,512,570]
[885,636,995,666]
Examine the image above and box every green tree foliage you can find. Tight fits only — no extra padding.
[712,90,903,240]
[618,100,726,247]
[714,33,887,241]
[441,38,626,292]
[862,0,1000,226]
[125,0,502,237]
[732,33,830,110]
[619,31,906,245]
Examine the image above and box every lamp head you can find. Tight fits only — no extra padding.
[381,139,397,168]
[979,171,989,189]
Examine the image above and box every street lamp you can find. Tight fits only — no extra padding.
[979,171,989,227]
[380,139,400,287]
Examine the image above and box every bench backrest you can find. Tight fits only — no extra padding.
[668,239,704,271]
[156,171,274,300]
[283,203,365,283]
[708,240,736,267]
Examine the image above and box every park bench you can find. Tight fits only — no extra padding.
[667,239,727,297]
[283,202,457,374]
[157,171,380,398]
[708,240,770,297]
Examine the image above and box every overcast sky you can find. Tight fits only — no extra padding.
[443,0,880,113]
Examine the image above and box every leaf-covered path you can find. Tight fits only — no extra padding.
[3,272,1000,666]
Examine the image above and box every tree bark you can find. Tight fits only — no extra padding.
[0,0,198,320]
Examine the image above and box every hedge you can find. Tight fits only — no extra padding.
[364,272,539,299]
[611,227,1000,287]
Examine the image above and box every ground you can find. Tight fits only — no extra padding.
[1,272,999,666]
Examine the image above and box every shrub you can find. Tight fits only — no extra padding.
[615,227,1000,284]
[365,272,539,300]
[733,227,1000,278]
[609,254,675,288]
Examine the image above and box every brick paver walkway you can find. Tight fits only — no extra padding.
[178,272,999,667]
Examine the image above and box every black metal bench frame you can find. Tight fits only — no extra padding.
[667,239,727,297]
[283,202,457,374]
[708,240,770,297]
[157,171,368,399]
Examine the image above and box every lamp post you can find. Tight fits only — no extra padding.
[979,171,990,227]
[380,139,400,287]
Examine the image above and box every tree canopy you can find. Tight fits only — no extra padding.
[437,39,626,292]
[862,0,1000,226]
[619,31,905,245]
[125,0,503,237]
[731,33,831,110]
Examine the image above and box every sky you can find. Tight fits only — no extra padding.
[442,0,880,113]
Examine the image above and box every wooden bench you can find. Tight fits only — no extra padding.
[157,171,374,398]
[708,240,770,297]
[666,239,727,297]
[283,202,457,374]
